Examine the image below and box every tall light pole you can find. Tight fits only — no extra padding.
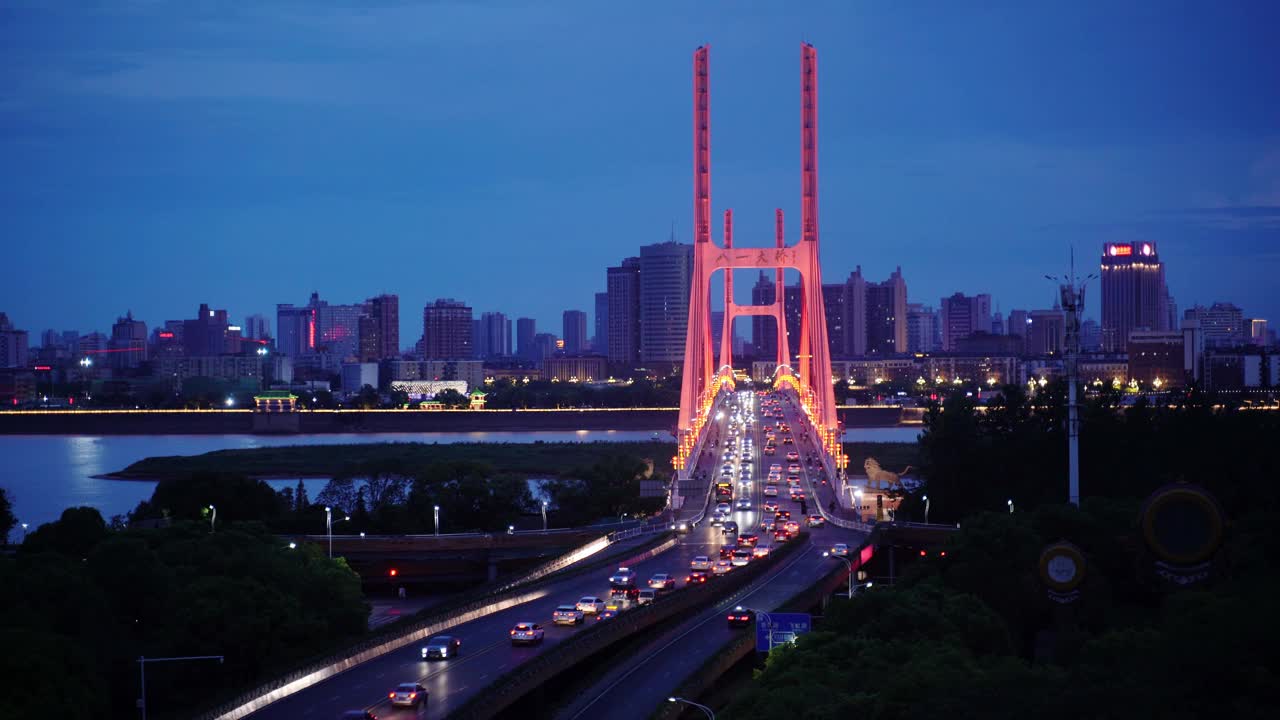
[433,505,440,536]
[668,696,715,719]
[922,495,930,524]
[1007,498,1014,514]
[1048,252,1095,507]
[541,501,548,531]
[20,522,28,542]
[138,655,223,720]
[823,551,853,598]
[325,506,333,558]
[208,504,216,533]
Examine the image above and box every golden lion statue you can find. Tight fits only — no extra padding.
[864,458,914,490]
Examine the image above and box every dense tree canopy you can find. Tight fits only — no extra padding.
[1,511,367,719]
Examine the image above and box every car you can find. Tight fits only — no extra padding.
[597,608,619,621]
[648,573,675,590]
[731,549,752,566]
[727,606,754,628]
[722,520,739,536]
[637,589,657,605]
[774,529,792,542]
[752,545,771,559]
[786,451,799,461]
[763,486,779,497]
[719,543,739,559]
[712,559,734,575]
[553,605,585,625]
[790,490,806,501]
[510,621,545,645]
[764,446,776,456]
[784,520,801,533]
[787,476,801,486]
[774,510,791,521]
[806,514,825,528]
[761,500,779,513]
[577,596,606,614]
[760,519,777,532]
[390,683,428,708]
[686,569,710,584]
[788,464,801,473]
[420,635,461,659]
[715,502,732,515]
[610,586,640,600]
[830,543,850,556]
[609,567,636,586]
[736,498,752,510]
[738,532,759,547]
[770,463,782,473]
[341,712,378,720]
[691,555,712,571]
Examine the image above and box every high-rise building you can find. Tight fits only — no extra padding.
[562,310,588,353]
[183,303,238,357]
[531,332,558,364]
[243,314,270,341]
[607,257,641,368]
[1100,241,1171,352]
[823,283,848,359]
[845,268,867,357]
[1250,318,1269,347]
[0,313,29,369]
[516,317,537,362]
[78,332,108,357]
[940,292,992,351]
[1026,308,1066,356]
[1183,302,1246,347]
[906,304,938,354]
[475,312,513,359]
[109,311,148,369]
[990,312,1005,336]
[866,268,908,355]
[1080,319,1102,352]
[638,241,693,364]
[594,292,609,354]
[276,304,308,358]
[421,299,473,359]
[366,294,400,361]
[750,272,778,360]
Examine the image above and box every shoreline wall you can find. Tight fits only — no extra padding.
[0,406,912,435]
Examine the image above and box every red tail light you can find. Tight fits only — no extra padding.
[390,692,395,698]
[409,693,416,699]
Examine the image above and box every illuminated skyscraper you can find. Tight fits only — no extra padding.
[420,299,473,360]
[638,241,693,364]
[1100,241,1171,352]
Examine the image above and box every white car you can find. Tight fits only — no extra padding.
[830,543,850,557]
[690,555,712,571]
[576,596,606,614]
[715,502,732,515]
[553,605,584,625]
[712,559,734,575]
[764,486,778,497]
[736,499,752,510]
[510,622,545,645]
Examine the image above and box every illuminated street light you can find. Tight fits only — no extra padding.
[433,505,440,536]
[823,551,854,598]
[1007,498,1014,513]
[225,397,235,407]
[668,697,714,719]
[208,504,216,533]
[541,501,548,531]
[79,357,92,368]
[288,542,297,549]
[923,495,930,524]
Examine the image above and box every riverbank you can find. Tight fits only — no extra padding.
[0,405,917,435]
[105,439,920,482]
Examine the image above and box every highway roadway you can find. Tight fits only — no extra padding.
[248,392,762,720]
[556,390,866,719]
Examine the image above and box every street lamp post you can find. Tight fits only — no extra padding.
[922,495,930,524]
[823,551,853,598]
[433,505,441,536]
[541,501,548,531]
[208,504,216,533]
[1007,498,1014,514]
[325,506,332,558]
[20,522,28,542]
[668,696,715,719]
[138,655,223,720]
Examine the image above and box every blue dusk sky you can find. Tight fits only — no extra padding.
[2,1,1278,344]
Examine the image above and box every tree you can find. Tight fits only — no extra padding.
[21,506,108,557]
[434,388,468,408]
[0,486,15,543]
[315,476,357,514]
[295,478,310,513]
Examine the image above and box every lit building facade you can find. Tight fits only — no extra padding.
[420,299,473,360]
[940,292,992,352]
[1100,241,1171,352]
[865,267,908,355]
[562,310,588,353]
[638,241,693,365]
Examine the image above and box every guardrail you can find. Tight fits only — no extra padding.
[192,525,672,720]
[444,531,811,720]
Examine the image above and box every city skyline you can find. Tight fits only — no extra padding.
[3,2,1279,342]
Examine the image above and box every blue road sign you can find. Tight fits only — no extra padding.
[755,611,812,652]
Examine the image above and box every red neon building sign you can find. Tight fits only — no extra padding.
[1109,244,1132,257]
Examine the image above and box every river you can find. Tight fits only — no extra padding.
[0,426,921,539]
